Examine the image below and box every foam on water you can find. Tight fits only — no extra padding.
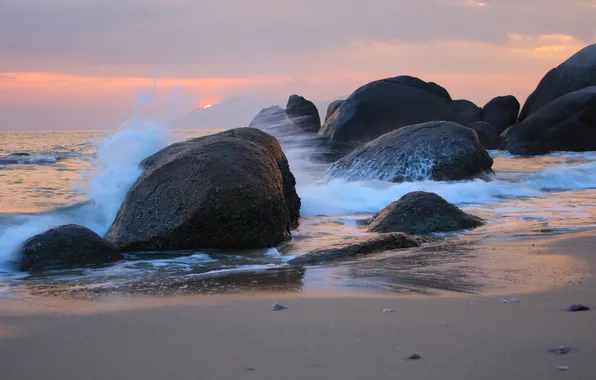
[0,94,176,270]
[299,158,596,217]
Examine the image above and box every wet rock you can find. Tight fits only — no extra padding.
[368,192,484,234]
[504,86,596,156]
[271,302,288,311]
[285,94,321,133]
[327,121,494,182]
[567,304,590,312]
[248,105,291,131]
[9,152,30,157]
[501,297,519,304]
[106,128,300,252]
[482,95,520,134]
[18,224,122,272]
[319,76,468,146]
[407,354,422,360]
[520,43,596,121]
[453,99,482,125]
[467,121,501,150]
[325,100,344,122]
[288,233,419,266]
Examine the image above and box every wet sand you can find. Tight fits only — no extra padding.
[0,231,595,380]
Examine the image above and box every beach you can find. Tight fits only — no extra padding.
[1,230,594,380]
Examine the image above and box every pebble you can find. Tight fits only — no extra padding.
[557,366,570,371]
[501,297,520,304]
[567,304,590,312]
[548,346,571,355]
[382,309,394,313]
[271,302,287,311]
[407,354,422,360]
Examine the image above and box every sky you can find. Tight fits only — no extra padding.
[0,0,595,130]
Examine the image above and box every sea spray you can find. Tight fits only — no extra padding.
[0,89,180,270]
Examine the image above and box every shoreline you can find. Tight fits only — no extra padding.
[1,230,595,379]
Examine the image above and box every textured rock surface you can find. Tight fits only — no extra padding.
[18,224,122,271]
[327,121,494,182]
[107,128,301,252]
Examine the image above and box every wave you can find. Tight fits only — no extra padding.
[299,159,596,217]
[0,154,59,165]
[0,118,174,270]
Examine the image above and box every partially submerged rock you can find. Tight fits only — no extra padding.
[106,128,300,252]
[504,86,596,156]
[288,233,419,266]
[368,192,484,234]
[285,95,321,133]
[482,95,520,134]
[520,43,596,121]
[467,121,501,150]
[327,121,494,182]
[319,76,466,145]
[18,224,122,271]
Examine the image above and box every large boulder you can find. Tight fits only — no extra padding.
[520,43,596,121]
[288,233,419,266]
[248,106,291,131]
[18,224,122,271]
[285,95,321,133]
[327,121,494,182]
[453,99,483,125]
[319,76,470,145]
[106,128,301,252]
[324,100,344,122]
[368,192,484,234]
[467,121,501,150]
[482,95,520,134]
[503,86,596,156]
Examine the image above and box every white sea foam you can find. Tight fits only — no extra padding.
[0,91,176,270]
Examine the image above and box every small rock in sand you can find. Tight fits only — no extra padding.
[501,297,519,304]
[548,346,571,355]
[382,309,394,313]
[271,303,288,311]
[407,354,422,360]
[567,304,590,312]
[557,366,570,371]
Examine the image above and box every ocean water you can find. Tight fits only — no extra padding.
[2,120,596,297]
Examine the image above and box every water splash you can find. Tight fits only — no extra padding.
[0,87,180,270]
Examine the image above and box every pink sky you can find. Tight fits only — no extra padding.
[0,0,595,130]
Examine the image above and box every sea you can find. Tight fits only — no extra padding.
[1,113,596,298]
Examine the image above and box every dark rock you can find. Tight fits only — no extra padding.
[248,106,291,131]
[483,95,520,134]
[325,100,344,122]
[504,86,596,156]
[368,192,484,234]
[467,121,501,150]
[10,152,30,157]
[18,224,122,271]
[319,76,465,145]
[520,43,596,121]
[271,302,288,311]
[285,95,321,133]
[106,128,300,252]
[453,99,482,125]
[567,304,590,312]
[288,233,419,266]
[407,354,422,360]
[327,121,494,182]
[548,346,571,355]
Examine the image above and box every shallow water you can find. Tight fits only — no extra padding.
[1,123,596,298]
